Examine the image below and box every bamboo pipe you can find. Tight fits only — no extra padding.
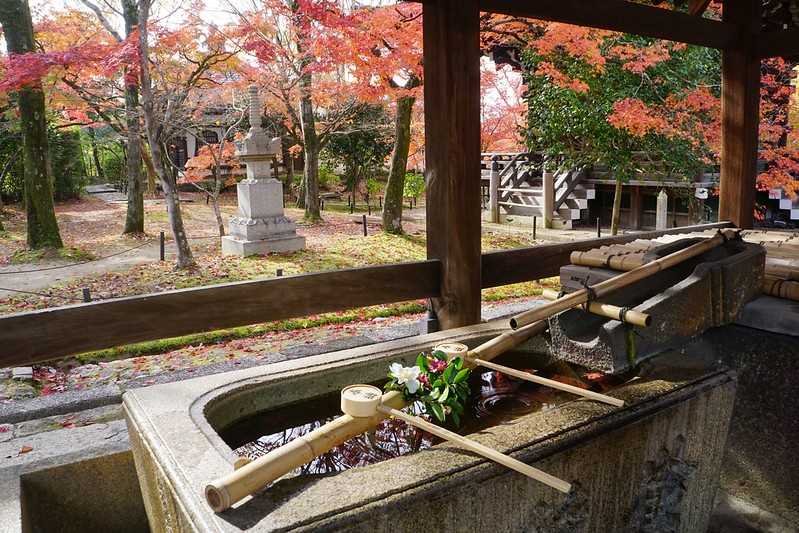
[762,276,799,301]
[541,289,651,327]
[376,403,572,494]
[467,319,548,363]
[205,390,408,513]
[436,343,624,408]
[569,250,646,271]
[510,229,738,329]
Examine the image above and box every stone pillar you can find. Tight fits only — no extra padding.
[488,156,500,223]
[222,86,305,256]
[656,189,669,230]
[542,158,555,229]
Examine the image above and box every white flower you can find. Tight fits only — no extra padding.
[389,363,422,394]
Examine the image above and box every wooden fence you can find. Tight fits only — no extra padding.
[0,221,733,368]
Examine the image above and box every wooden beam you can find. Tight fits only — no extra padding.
[756,28,799,58]
[0,261,441,366]
[719,0,760,229]
[477,0,737,49]
[424,0,482,329]
[688,0,712,17]
[480,221,734,288]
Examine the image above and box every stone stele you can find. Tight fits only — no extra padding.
[221,86,305,256]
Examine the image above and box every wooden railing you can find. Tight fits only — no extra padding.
[0,221,734,368]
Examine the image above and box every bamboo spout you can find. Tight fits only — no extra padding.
[541,289,651,327]
[510,229,738,329]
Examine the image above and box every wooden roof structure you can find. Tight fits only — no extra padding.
[0,0,787,367]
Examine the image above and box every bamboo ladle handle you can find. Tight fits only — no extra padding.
[376,404,572,494]
[472,357,625,408]
[435,343,624,407]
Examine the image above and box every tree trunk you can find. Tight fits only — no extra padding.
[0,0,63,249]
[122,0,144,234]
[138,0,194,268]
[141,143,157,193]
[299,84,321,221]
[89,128,104,181]
[610,176,623,236]
[211,167,225,237]
[382,95,416,234]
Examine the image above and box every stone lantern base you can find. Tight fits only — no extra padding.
[221,178,305,257]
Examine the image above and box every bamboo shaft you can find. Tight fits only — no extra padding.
[472,357,624,407]
[510,230,736,329]
[205,391,407,512]
[541,289,651,327]
[377,405,572,493]
[469,319,548,362]
[569,250,646,271]
[762,277,799,301]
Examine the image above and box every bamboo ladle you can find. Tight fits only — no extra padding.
[509,229,739,329]
[435,342,624,407]
[205,320,573,511]
[340,384,571,493]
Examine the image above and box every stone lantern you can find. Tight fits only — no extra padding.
[221,86,305,256]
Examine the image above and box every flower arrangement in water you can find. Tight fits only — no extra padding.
[384,351,472,426]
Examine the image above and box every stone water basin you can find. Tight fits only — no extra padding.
[124,319,736,533]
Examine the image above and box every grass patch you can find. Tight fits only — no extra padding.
[10,246,95,264]
[75,301,427,364]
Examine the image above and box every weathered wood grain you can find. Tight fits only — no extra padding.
[0,261,441,366]
[478,0,736,49]
[719,0,760,229]
[480,221,734,288]
[423,0,483,329]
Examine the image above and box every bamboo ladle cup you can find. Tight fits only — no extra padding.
[509,229,739,329]
[340,384,571,493]
[435,343,624,407]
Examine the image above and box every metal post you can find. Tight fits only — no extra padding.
[321,199,325,211]
[350,200,354,214]
[379,196,382,209]
[533,216,537,240]
[368,203,371,216]
[362,214,368,236]
[596,218,601,238]
[82,288,91,303]
[159,231,165,261]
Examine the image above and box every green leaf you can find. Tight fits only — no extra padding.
[429,402,445,422]
[432,379,443,389]
[450,401,464,415]
[438,385,449,403]
[451,410,461,427]
[453,368,470,384]
[416,353,427,371]
[432,350,447,361]
[430,388,440,400]
[442,364,454,383]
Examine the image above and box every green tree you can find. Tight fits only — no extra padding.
[0,0,63,248]
[521,33,719,234]
[322,104,393,202]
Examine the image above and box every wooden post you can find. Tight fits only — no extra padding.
[423,0,482,329]
[542,158,555,229]
[719,0,760,229]
[629,185,642,230]
[489,156,500,223]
